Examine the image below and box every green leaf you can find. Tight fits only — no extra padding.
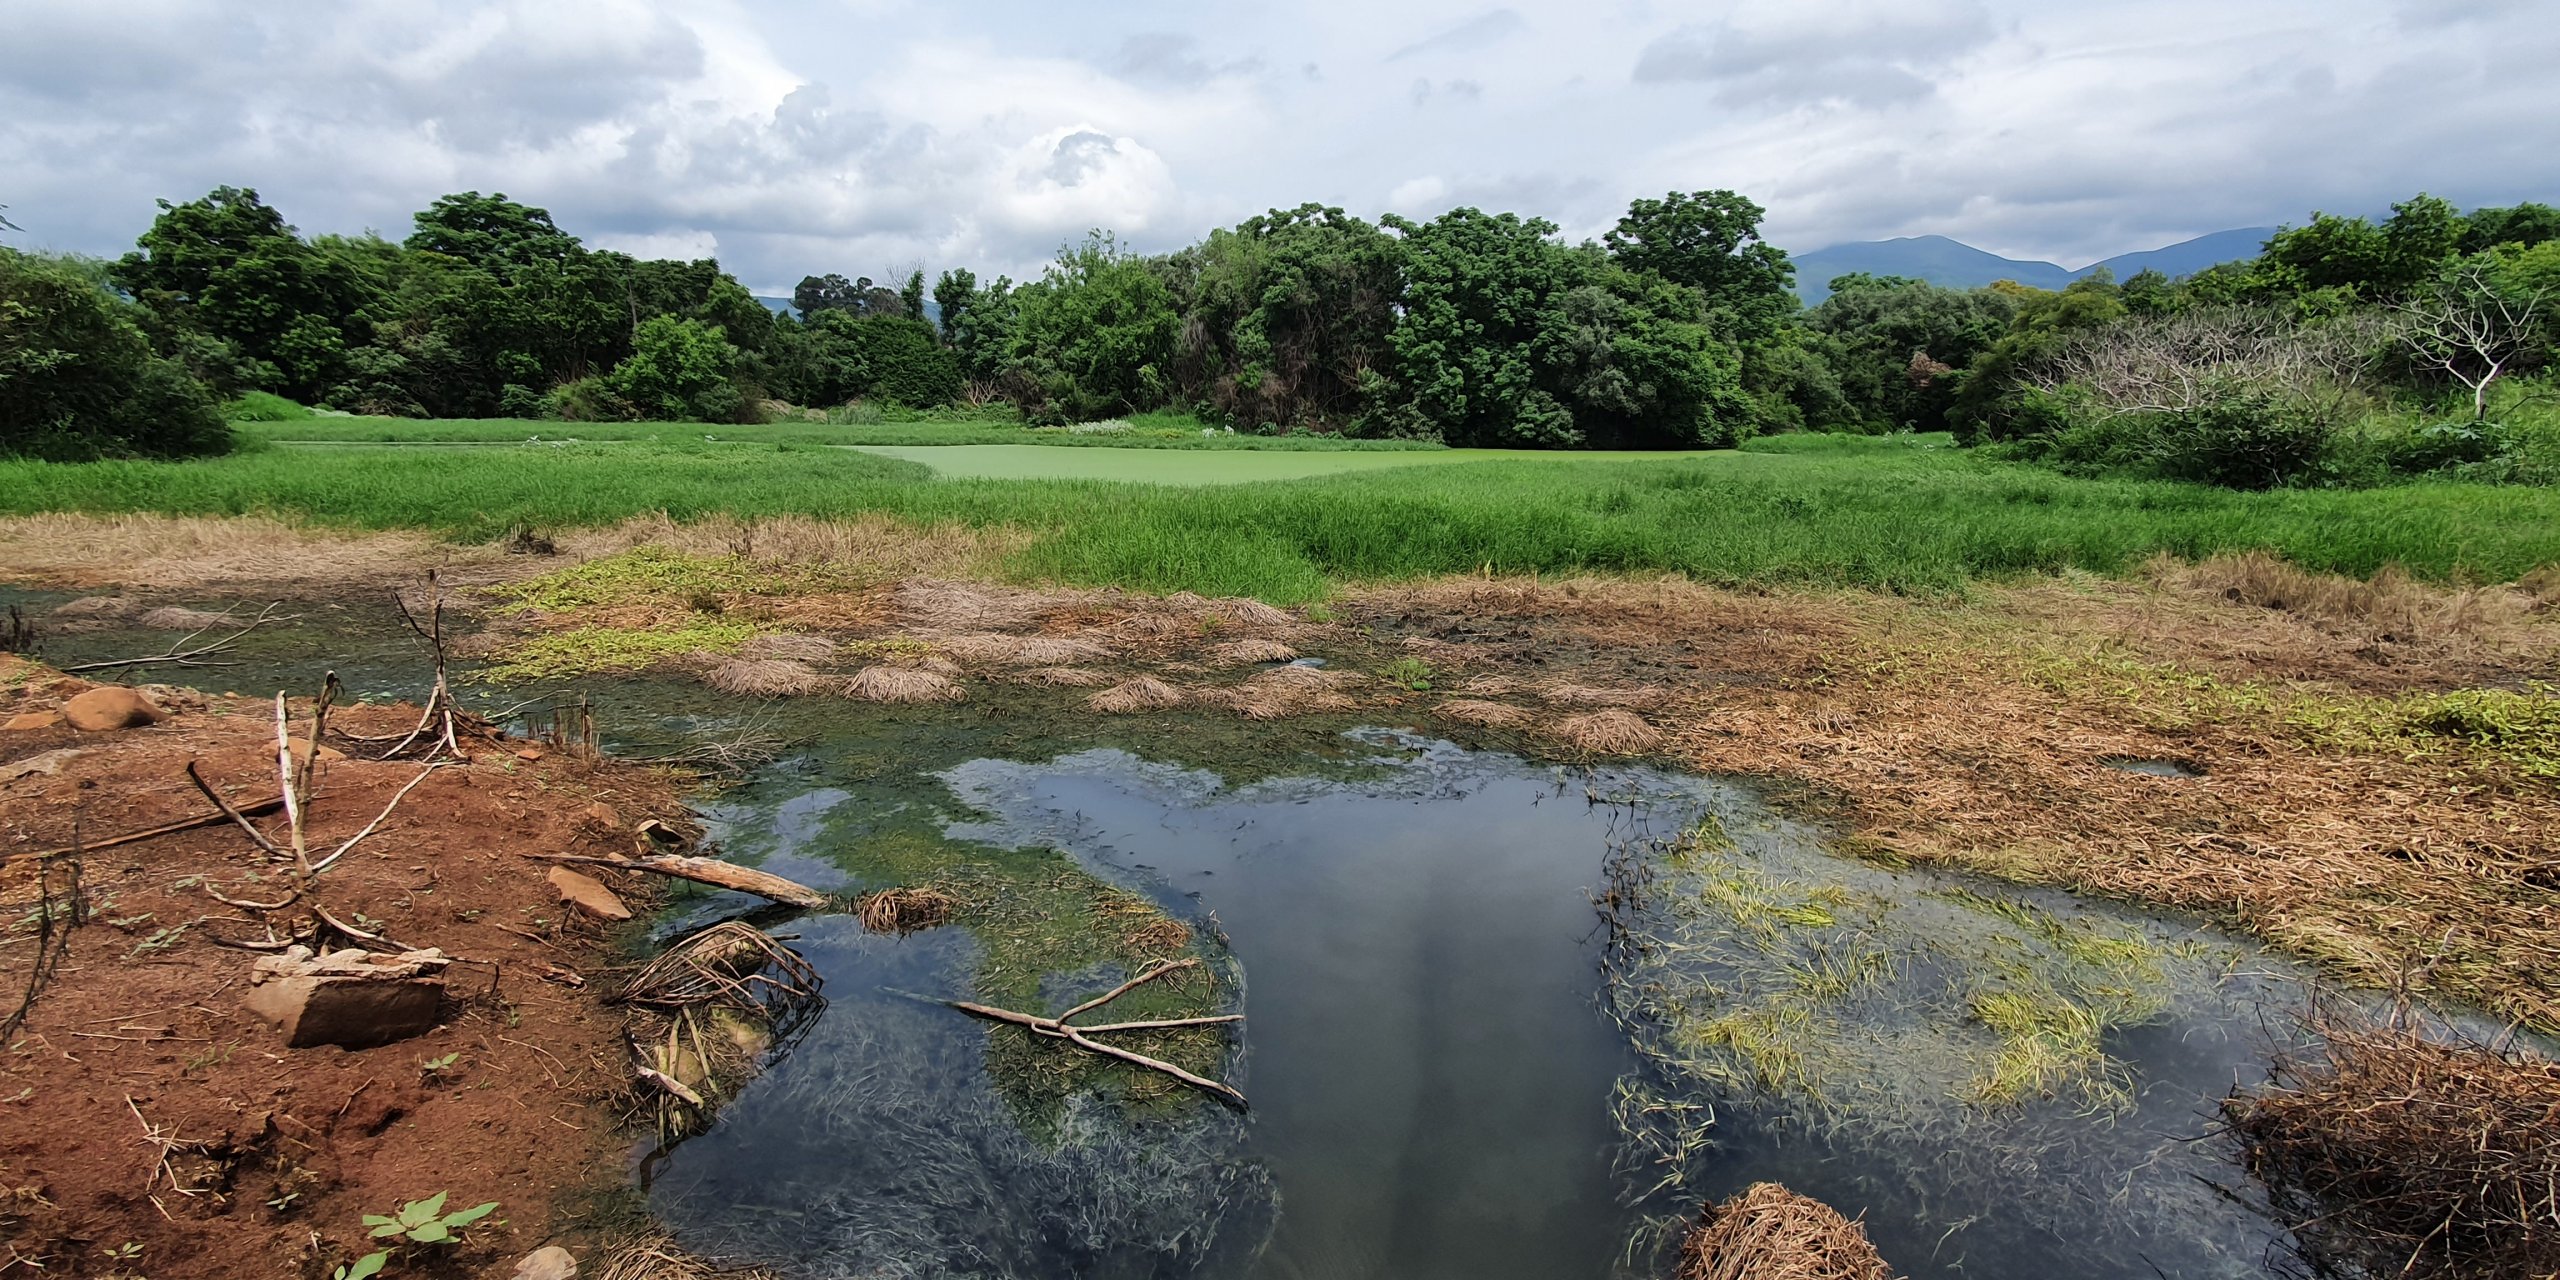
[400,1190,447,1227]
[408,1222,450,1244]
[367,1221,404,1239]
[444,1201,500,1228]
[337,1251,389,1280]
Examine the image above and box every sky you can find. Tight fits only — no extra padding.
[3,0,2554,294]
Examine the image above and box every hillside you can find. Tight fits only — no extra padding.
[1790,227,2276,302]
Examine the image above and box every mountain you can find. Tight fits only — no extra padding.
[1788,227,2277,303]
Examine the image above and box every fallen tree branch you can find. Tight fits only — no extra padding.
[937,958,1246,1107]
[184,763,286,860]
[308,763,450,876]
[525,852,829,910]
[61,604,287,674]
[8,789,283,864]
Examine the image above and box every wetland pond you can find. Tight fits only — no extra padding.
[27,601,2316,1279]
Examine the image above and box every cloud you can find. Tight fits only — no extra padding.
[1634,0,1996,108]
[1110,32,1262,86]
[1388,9,1527,61]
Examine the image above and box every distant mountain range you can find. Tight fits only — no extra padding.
[1788,227,2279,303]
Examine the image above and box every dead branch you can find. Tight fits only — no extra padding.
[307,763,450,876]
[9,788,284,864]
[380,571,472,761]
[939,958,1246,1107]
[526,853,830,910]
[60,603,288,674]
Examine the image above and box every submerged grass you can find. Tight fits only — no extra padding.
[6,435,2558,600]
[480,617,763,682]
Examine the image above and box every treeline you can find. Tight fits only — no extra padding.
[5,186,2556,488]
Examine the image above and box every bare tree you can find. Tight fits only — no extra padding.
[2026,305,2398,420]
[2392,262,2549,422]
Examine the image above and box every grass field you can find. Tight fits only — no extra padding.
[836,442,1721,482]
[7,433,2559,601]
[240,415,1445,452]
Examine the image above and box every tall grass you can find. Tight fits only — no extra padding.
[236,416,1444,451]
[5,438,2556,602]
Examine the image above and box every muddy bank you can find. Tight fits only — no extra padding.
[0,654,702,1278]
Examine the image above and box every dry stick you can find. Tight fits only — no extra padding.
[948,1000,1246,1107]
[307,763,449,876]
[10,790,284,864]
[525,852,829,910]
[272,694,310,881]
[184,763,285,860]
[60,604,285,675]
[1060,1014,1245,1034]
[1056,957,1194,1022]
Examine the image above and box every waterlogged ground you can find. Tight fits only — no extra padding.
[22,597,2325,1279]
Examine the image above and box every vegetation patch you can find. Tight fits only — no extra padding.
[479,617,762,682]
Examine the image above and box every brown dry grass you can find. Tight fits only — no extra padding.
[133,605,241,631]
[0,514,502,588]
[702,658,829,698]
[843,666,966,704]
[1091,677,1185,713]
[1538,681,1665,709]
[1016,666,1112,688]
[1206,637,1299,666]
[896,578,1064,631]
[1549,708,1665,754]
[595,1229,783,1280]
[1204,663,1360,721]
[738,633,837,663]
[561,512,1024,581]
[2152,550,2537,642]
[856,887,958,936]
[933,632,1115,666]
[2222,1005,2560,1280]
[1674,1182,1895,1280]
[1438,698,1532,730]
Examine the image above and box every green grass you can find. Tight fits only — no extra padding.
[236,415,1445,451]
[7,433,2559,601]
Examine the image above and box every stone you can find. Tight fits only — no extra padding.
[546,867,632,921]
[510,1246,579,1280]
[61,687,165,732]
[3,749,84,782]
[579,800,623,831]
[133,684,208,713]
[514,744,547,762]
[2,712,61,732]
[243,946,450,1049]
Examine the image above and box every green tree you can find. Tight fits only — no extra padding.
[404,192,579,273]
[794,273,863,318]
[899,270,926,321]
[2460,202,2560,255]
[1174,204,1406,430]
[932,268,978,347]
[1801,274,2017,432]
[112,186,375,401]
[1602,189,1796,340]
[1007,234,1181,421]
[1,249,230,459]
[598,315,744,421]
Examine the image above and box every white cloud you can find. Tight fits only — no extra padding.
[2,0,2554,288]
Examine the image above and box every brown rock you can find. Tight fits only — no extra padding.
[580,800,623,831]
[514,744,547,762]
[61,687,165,732]
[511,1246,579,1280]
[2,712,61,732]
[547,867,632,921]
[243,947,450,1049]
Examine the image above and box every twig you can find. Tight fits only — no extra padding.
[8,791,284,865]
[184,763,285,860]
[308,763,450,876]
[935,958,1245,1107]
[60,603,287,674]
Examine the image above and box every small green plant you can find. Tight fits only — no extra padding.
[1381,657,1435,691]
[335,1251,387,1280]
[1300,602,1338,624]
[419,1052,460,1080]
[366,1191,500,1246]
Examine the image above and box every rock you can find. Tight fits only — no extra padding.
[243,946,450,1049]
[510,1246,578,1280]
[2,712,61,732]
[579,801,623,831]
[3,749,84,781]
[61,687,165,732]
[133,684,208,713]
[514,744,547,762]
[547,867,632,922]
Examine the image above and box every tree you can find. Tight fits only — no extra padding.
[1007,233,1181,421]
[2393,259,2548,421]
[112,186,375,401]
[1602,190,1796,340]
[795,273,862,318]
[1802,274,2016,432]
[932,268,978,346]
[1174,204,1405,430]
[600,316,744,422]
[2460,202,2560,255]
[899,270,926,321]
[1,249,230,459]
[404,192,579,273]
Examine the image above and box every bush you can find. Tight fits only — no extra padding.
[846,315,963,408]
[222,390,311,421]
[2149,386,2336,490]
[599,316,748,423]
[0,249,232,459]
[2386,421,2513,474]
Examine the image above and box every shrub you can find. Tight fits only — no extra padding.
[600,316,747,422]
[2148,385,2336,490]
[0,249,232,459]
[2387,420,2513,474]
[846,315,962,408]
[222,390,312,421]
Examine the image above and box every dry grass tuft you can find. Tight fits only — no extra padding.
[1675,1182,1895,1280]
[737,632,836,663]
[1206,597,1297,629]
[2152,551,2533,640]
[596,1228,783,1280]
[2222,1005,2560,1280]
[1550,708,1665,754]
[132,605,239,631]
[843,665,966,704]
[1439,698,1532,730]
[1207,663,1360,721]
[0,514,499,588]
[703,658,829,698]
[933,632,1114,666]
[895,579,1059,631]
[1207,638,1299,666]
[856,887,958,936]
[48,596,133,621]
[562,512,1024,581]
[1090,677,1185,714]
[1122,917,1193,956]
[1539,681,1665,709]
[1018,665,1112,688]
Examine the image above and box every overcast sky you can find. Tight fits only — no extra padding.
[4,0,2553,293]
